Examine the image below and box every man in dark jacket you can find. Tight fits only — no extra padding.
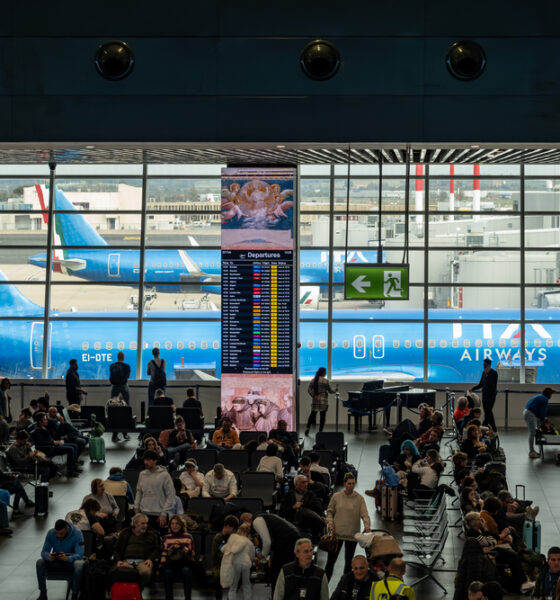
[453,538,497,600]
[272,537,328,600]
[109,352,131,403]
[330,555,373,600]
[469,358,498,432]
[31,412,80,476]
[279,475,325,537]
[534,546,560,600]
[65,359,87,405]
[113,513,160,587]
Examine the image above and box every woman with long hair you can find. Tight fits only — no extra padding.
[160,515,195,600]
[305,367,336,436]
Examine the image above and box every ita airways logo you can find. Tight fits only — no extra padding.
[383,270,404,298]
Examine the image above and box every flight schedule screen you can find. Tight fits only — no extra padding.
[221,249,293,374]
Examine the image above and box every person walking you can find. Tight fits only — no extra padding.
[469,358,498,432]
[524,387,555,458]
[147,347,167,407]
[65,359,87,406]
[109,351,131,403]
[305,367,336,436]
[325,473,370,580]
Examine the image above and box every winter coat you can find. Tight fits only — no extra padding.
[453,539,497,600]
[219,533,255,588]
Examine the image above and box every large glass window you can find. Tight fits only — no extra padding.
[1,158,559,384]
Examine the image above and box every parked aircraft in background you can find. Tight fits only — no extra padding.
[1,272,558,383]
[28,186,381,295]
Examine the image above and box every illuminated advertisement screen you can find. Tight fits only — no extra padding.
[221,167,295,430]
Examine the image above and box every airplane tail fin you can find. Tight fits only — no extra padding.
[35,184,109,247]
[0,271,43,316]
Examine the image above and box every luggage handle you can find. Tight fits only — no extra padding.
[516,484,525,501]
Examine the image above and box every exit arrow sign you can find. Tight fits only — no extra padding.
[344,264,409,300]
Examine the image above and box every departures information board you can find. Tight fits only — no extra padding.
[221,249,293,374]
[221,166,296,432]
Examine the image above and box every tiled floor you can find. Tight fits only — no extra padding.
[0,427,558,599]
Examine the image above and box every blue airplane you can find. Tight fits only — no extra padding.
[1,272,559,384]
[28,185,381,294]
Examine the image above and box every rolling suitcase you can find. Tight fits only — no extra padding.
[34,482,50,517]
[523,519,542,553]
[89,435,106,463]
[381,485,399,521]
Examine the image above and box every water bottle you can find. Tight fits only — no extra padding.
[284,481,289,494]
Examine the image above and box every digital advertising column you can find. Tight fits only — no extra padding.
[221,167,295,432]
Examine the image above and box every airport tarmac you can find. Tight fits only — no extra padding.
[0,263,222,313]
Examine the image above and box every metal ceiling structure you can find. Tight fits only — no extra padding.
[0,144,559,165]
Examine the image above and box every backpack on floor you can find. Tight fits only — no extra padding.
[335,462,358,485]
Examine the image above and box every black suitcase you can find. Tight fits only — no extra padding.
[34,482,50,517]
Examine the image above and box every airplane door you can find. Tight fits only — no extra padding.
[108,253,120,277]
[372,334,385,359]
[353,334,366,359]
[30,322,52,370]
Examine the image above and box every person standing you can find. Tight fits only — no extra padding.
[524,387,555,458]
[272,538,329,600]
[325,473,371,580]
[109,351,131,403]
[36,519,85,600]
[134,450,175,534]
[369,558,415,600]
[147,347,166,407]
[220,522,255,600]
[65,359,87,406]
[0,378,12,444]
[469,358,498,432]
[305,367,337,436]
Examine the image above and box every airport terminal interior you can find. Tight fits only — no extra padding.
[0,147,559,600]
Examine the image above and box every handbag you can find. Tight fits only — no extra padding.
[167,546,189,569]
[318,533,339,553]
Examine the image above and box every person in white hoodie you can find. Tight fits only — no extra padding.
[220,522,255,600]
[134,450,175,533]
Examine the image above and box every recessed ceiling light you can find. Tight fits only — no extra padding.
[276,145,286,149]
[471,144,480,149]
[85,145,95,149]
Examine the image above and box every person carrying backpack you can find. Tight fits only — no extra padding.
[109,352,131,403]
[147,347,167,406]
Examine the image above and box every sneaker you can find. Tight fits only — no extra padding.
[10,510,24,519]
[25,500,35,508]
[0,526,13,536]
[528,450,540,458]
[123,433,130,440]
[112,433,120,443]
[304,429,310,436]
[37,593,47,600]
[365,489,379,500]
[520,581,535,594]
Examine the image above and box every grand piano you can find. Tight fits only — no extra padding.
[346,381,436,432]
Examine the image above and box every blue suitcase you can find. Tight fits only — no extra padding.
[523,519,541,553]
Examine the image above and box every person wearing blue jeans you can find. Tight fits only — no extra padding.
[524,387,555,458]
[0,489,13,536]
[36,519,84,600]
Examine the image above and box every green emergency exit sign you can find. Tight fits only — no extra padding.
[344,264,409,300]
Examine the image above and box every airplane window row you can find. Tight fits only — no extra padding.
[82,340,220,351]
[301,338,552,350]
